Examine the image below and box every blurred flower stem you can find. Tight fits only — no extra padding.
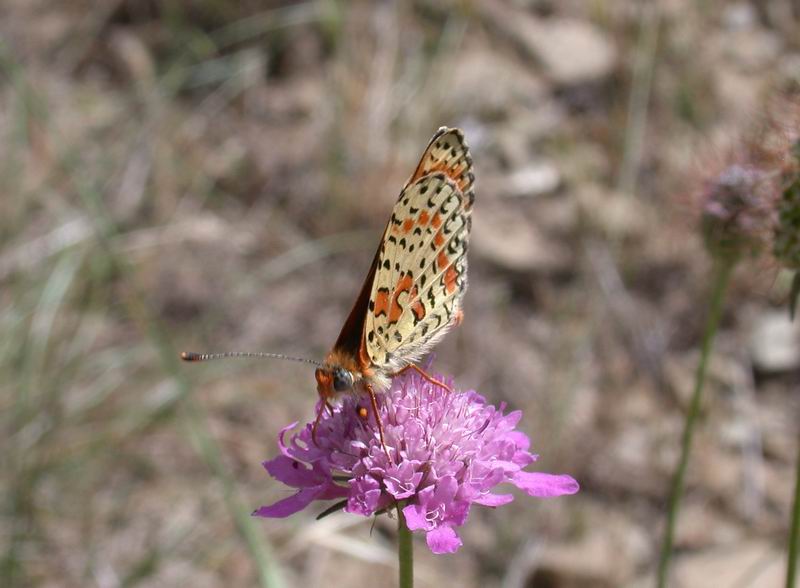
[788,443,800,588]
[657,256,736,588]
[398,502,413,588]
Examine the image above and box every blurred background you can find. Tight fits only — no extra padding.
[2,1,799,586]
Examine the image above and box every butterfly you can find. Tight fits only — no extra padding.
[313,127,475,447]
[182,127,475,457]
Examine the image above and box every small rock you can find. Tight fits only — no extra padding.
[673,502,743,550]
[714,66,764,121]
[778,53,800,86]
[491,104,567,171]
[481,3,617,86]
[510,101,567,144]
[758,392,800,463]
[535,194,578,233]
[493,128,532,170]
[722,2,758,31]
[749,311,800,372]
[722,30,783,72]
[447,46,548,117]
[673,541,784,588]
[531,502,651,587]
[473,205,572,273]
[503,162,562,198]
[576,186,650,239]
[527,18,617,85]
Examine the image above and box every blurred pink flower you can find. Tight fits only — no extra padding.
[699,163,773,259]
[254,370,579,554]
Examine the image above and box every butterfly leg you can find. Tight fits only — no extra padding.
[393,364,453,393]
[311,400,334,445]
[365,383,393,464]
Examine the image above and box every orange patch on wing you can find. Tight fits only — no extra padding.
[402,218,414,234]
[409,286,426,321]
[374,288,390,317]
[411,300,426,321]
[437,250,449,271]
[389,273,413,323]
[423,161,468,192]
[433,229,445,248]
[444,263,459,294]
[419,210,430,225]
[431,213,442,229]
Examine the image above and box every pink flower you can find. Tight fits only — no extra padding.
[254,370,579,554]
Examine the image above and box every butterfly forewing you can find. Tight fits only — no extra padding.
[364,130,474,375]
[406,127,475,203]
[329,126,475,385]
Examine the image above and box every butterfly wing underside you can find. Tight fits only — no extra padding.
[366,128,475,376]
[332,128,475,382]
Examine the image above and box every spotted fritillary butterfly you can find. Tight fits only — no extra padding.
[182,127,475,454]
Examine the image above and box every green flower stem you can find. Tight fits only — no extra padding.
[787,441,800,588]
[657,257,736,588]
[397,503,414,588]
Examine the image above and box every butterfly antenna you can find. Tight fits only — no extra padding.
[180,351,323,367]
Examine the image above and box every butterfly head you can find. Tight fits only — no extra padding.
[315,366,355,399]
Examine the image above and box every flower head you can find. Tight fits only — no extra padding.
[699,163,772,260]
[254,370,579,554]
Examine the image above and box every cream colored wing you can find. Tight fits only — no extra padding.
[365,172,471,372]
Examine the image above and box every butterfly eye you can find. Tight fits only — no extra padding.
[332,369,353,392]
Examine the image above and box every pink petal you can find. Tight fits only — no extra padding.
[473,492,514,507]
[277,422,300,457]
[446,500,471,527]
[507,431,530,452]
[262,455,320,488]
[253,487,320,518]
[346,478,383,517]
[433,476,459,504]
[512,472,580,497]
[503,410,523,428]
[483,460,519,474]
[425,526,462,554]
[402,503,431,532]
